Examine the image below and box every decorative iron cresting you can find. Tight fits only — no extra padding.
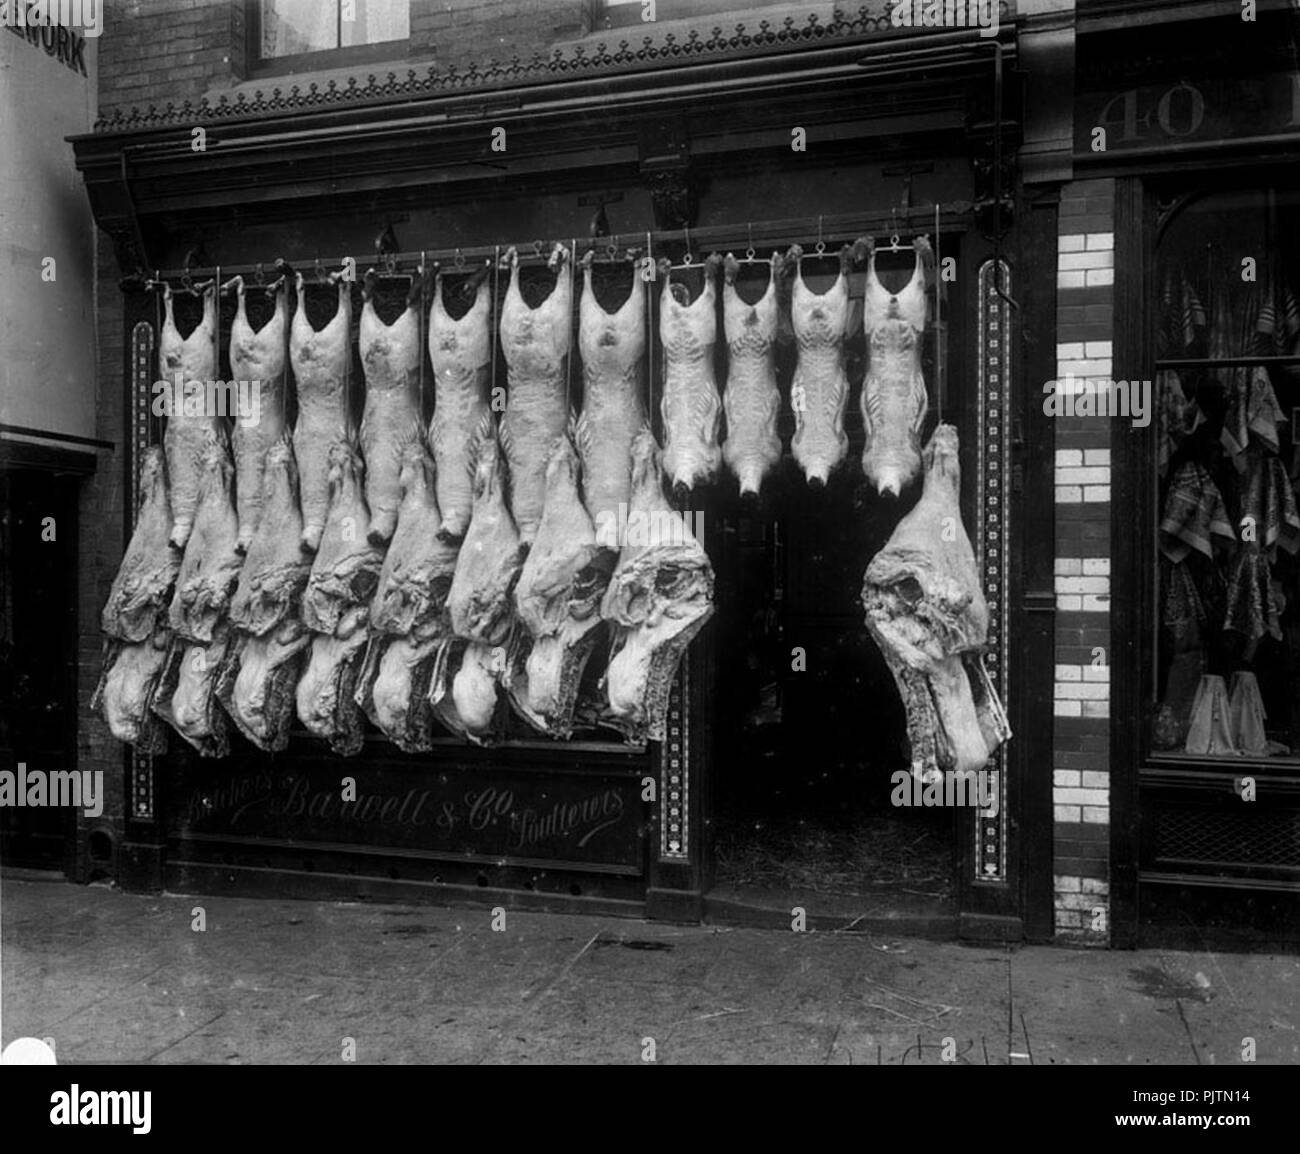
[976,258,1011,882]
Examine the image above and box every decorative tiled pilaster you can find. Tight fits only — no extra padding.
[1052,179,1115,944]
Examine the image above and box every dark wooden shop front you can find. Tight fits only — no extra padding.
[73,14,1052,936]
[1078,2,1300,942]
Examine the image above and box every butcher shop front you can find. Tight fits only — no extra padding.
[69,4,1057,940]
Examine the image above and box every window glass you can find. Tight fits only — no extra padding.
[1152,189,1300,762]
[260,0,409,59]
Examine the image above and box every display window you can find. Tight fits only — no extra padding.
[1152,187,1300,763]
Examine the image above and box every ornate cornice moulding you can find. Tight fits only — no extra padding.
[92,4,1013,134]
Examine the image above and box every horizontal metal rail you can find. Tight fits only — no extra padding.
[137,205,973,284]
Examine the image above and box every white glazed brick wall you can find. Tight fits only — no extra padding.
[1058,233,1115,289]
[1053,555,1110,715]
[1055,448,1112,505]
[1054,877,1110,932]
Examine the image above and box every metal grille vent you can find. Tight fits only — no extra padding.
[1155,807,1300,869]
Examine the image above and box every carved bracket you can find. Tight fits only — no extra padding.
[638,117,697,231]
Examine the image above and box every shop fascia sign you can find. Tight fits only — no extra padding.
[1,1,97,79]
[1077,70,1300,154]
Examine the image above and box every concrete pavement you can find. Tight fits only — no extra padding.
[2,875,1297,1065]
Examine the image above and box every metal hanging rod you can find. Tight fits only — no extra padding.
[136,206,972,284]
[577,236,643,264]
[651,205,966,251]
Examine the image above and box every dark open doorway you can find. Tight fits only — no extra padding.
[0,465,80,873]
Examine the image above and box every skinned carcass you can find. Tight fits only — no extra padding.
[860,236,931,497]
[167,431,243,645]
[359,269,424,545]
[217,437,313,751]
[228,274,289,551]
[101,444,180,643]
[659,253,723,493]
[861,424,1011,783]
[788,243,854,486]
[722,251,783,496]
[436,424,525,741]
[354,444,460,751]
[601,428,714,743]
[91,630,172,753]
[154,430,242,756]
[291,271,354,552]
[499,243,572,545]
[94,444,180,752]
[160,282,220,549]
[296,442,385,755]
[446,423,525,647]
[428,266,493,542]
[152,630,234,758]
[575,252,646,538]
[510,435,609,737]
[428,637,504,744]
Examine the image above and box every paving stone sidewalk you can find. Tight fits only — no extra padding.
[2,876,1297,1065]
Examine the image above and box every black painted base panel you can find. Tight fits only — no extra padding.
[166,859,647,920]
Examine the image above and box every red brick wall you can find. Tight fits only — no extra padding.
[96,0,592,126]
[98,0,240,123]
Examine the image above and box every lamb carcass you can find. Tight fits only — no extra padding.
[219,437,313,751]
[296,631,370,756]
[499,244,572,544]
[428,637,502,743]
[659,253,722,493]
[301,442,385,637]
[576,252,646,538]
[296,442,385,755]
[860,237,930,496]
[168,431,243,645]
[101,445,180,643]
[160,282,220,549]
[291,272,354,552]
[861,424,1011,783]
[447,424,525,647]
[91,630,172,753]
[511,435,609,737]
[369,444,460,641]
[788,243,854,486]
[354,444,460,750]
[227,437,312,636]
[602,428,714,743]
[359,269,424,545]
[228,274,289,551]
[428,266,493,542]
[152,630,233,758]
[722,252,783,496]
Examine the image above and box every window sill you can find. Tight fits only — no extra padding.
[211,50,434,106]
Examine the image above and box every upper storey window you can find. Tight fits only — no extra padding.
[251,0,409,74]
[596,0,790,30]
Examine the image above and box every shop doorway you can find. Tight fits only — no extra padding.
[0,465,80,872]
[702,250,958,932]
